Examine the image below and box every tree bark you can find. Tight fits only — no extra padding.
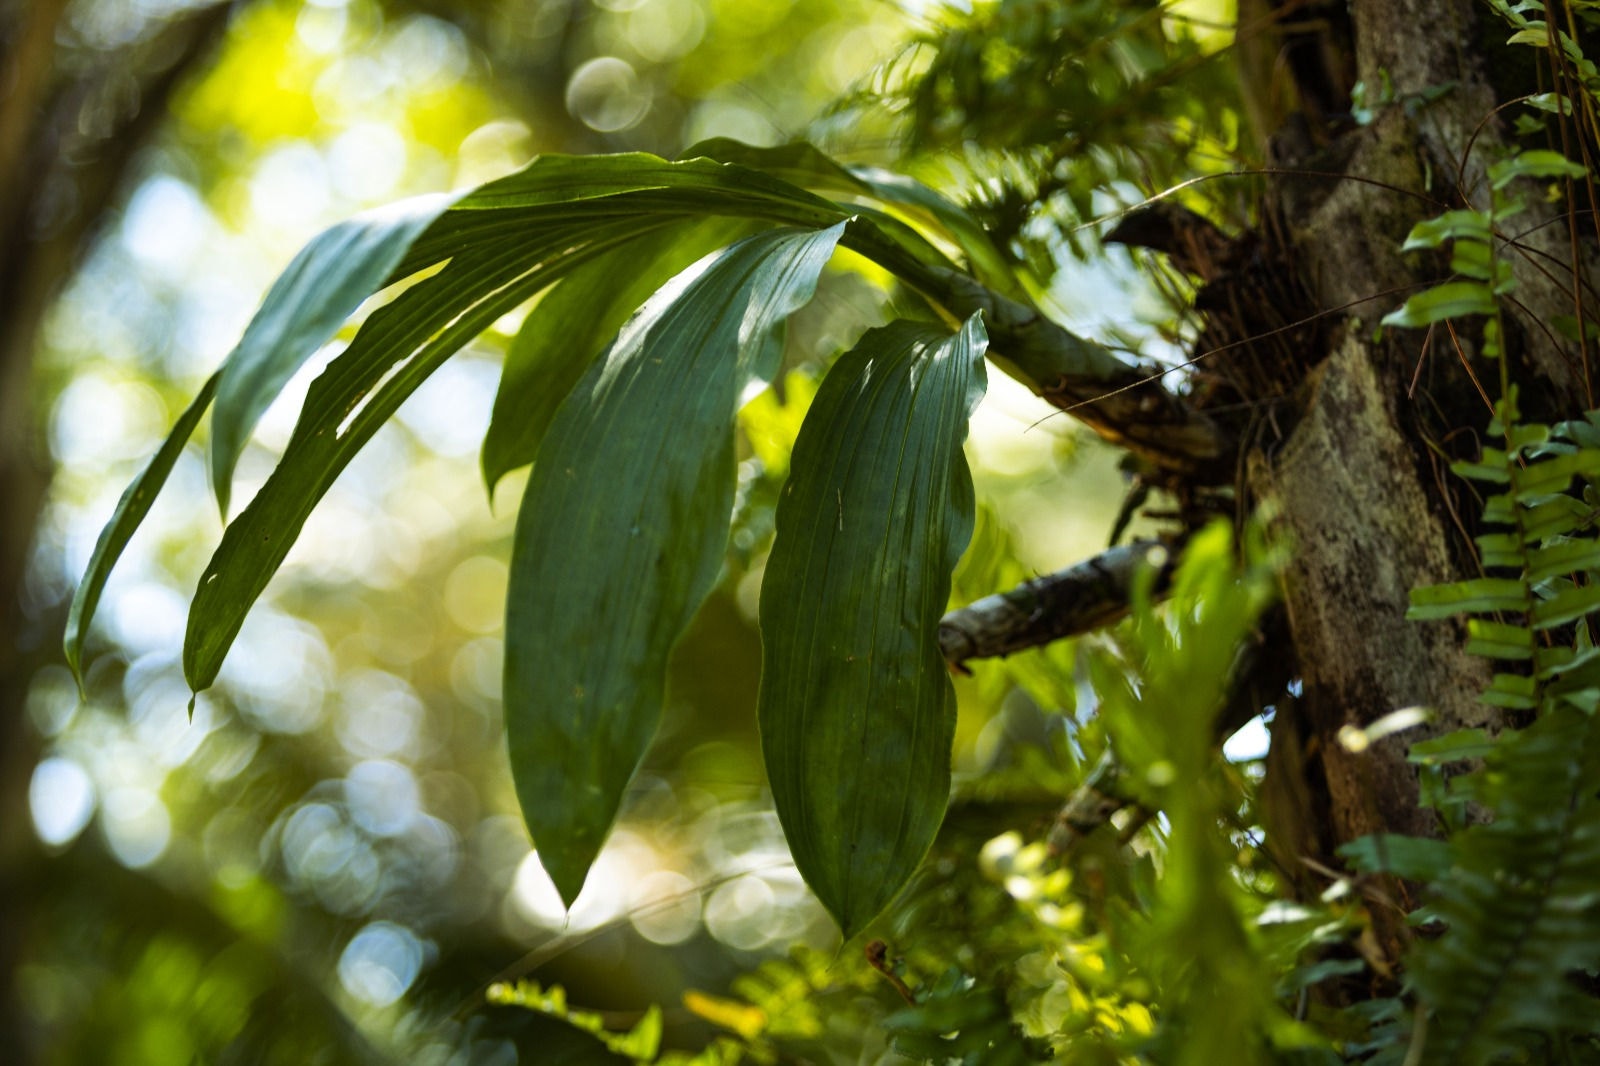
[1240,0,1592,955]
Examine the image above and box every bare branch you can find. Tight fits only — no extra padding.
[925,267,1233,477]
[836,223,1233,477]
[938,540,1174,667]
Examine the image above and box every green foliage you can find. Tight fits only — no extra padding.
[884,970,1052,1065]
[479,218,754,498]
[841,0,1243,264]
[1084,523,1313,1065]
[504,224,844,904]
[486,982,662,1063]
[56,1,1600,1062]
[759,315,987,936]
[1372,30,1600,1040]
[67,142,1082,933]
[62,372,219,687]
[1386,400,1600,1063]
[208,193,462,517]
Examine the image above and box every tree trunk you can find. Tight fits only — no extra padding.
[1239,0,1592,957]
[0,3,236,1055]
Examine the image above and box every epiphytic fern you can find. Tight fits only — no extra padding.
[1381,398,1600,1063]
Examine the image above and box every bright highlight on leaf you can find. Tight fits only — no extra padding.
[209,193,460,518]
[758,314,988,938]
[480,217,751,499]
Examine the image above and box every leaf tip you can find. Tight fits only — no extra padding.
[211,462,232,524]
[536,844,596,912]
[63,642,87,702]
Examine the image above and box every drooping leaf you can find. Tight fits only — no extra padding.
[1379,281,1498,329]
[1400,210,1491,251]
[759,314,988,937]
[480,217,751,499]
[210,193,459,517]
[64,372,220,687]
[185,220,666,691]
[503,224,846,905]
[450,151,846,228]
[684,137,1024,299]
[1488,149,1589,188]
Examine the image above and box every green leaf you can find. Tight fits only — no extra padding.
[64,373,221,687]
[210,193,459,517]
[1406,578,1530,620]
[1483,672,1540,709]
[1511,449,1600,499]
[1475,531,1523,569]
[685,138,1024,300]
[1450,457,1510,484]
[184,222,642,691]
[503,224,846,905]
[759,314,989,937]
[479,218,751,500]
[1489,149,1588,188]
[1535,641,1600,680]
[1521,496,1593,542]
[1527,538,1600,581]
[1338,834,1455,881]
[1532,581,1600,629]
[453,151,846,229]
[1449,238,1495,281]
[1401,210,1492,251]
[1407,728,1499,764]
[1379,281,1497,329]
[1464,619,1535,660]
[1523,92,1572,115]
[681,137,873,198]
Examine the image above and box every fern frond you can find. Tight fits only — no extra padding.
[1409,705,1600,1063]
[1398,399,1600,1062]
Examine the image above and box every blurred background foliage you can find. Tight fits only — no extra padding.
[7,0,1295,1062]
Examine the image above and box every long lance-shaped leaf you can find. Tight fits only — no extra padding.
[685,137,1024,300]
[675,142,1226,471]
[184,219,670,692]
[480,217,752,499]
[759,314,989,938]
[210,193,460,517]
[504,223,846,905]
[451,152,846,221]
[380,152,852,293]
[63,372,221,687]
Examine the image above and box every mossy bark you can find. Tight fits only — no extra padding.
[1243,0,1594,958]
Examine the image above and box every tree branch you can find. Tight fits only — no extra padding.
[926,266,1233,477]
[938,540,1175,667]
[837,223,1233,478]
